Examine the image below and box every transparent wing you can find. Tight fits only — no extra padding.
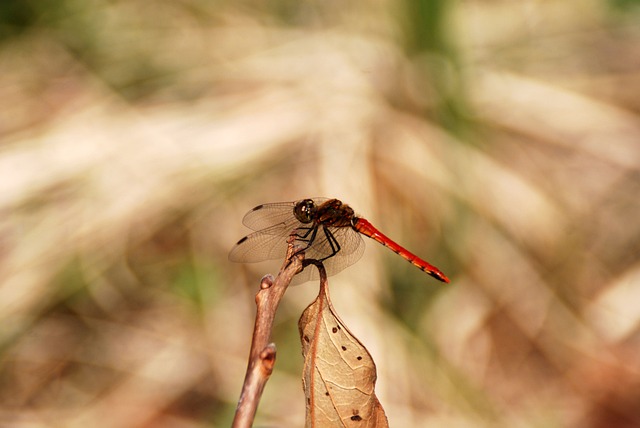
[292,228,365,284]
[229,221,362,263]
[241,198,329,231]
[241,201,296,231]
[228,220,301,262]
[303,225,364,260]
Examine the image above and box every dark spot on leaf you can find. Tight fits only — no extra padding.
[325,392,330,396]
[236,236,248,245]
[351,415,362,421]
[304,335,310,343]
[307,398,311,405]
[341,345,347,351]
[357,356,362,360]
[332,327,338,333]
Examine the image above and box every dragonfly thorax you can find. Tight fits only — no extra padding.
[313,199,354,228]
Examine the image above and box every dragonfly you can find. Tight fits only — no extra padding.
[229,198,450,284]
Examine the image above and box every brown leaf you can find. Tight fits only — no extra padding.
[298,278,388,428]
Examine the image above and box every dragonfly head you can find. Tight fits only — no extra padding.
[294,199,316,224]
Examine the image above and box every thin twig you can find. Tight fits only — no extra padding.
[232,235,305,428]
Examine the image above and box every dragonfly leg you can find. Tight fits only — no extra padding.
[291,226,341,262]
[291,226,318,259]
[295,226,315,243]
[318,226,341,262]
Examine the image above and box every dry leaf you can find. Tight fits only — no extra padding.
[298,278,388,427]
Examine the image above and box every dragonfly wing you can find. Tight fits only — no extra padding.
[241,198,329,231]
[291,231,365,284]
[304,226,363,259]
[322,230,365,276]
[229,221,297,262]
[296,226,364,278]
[241,202,296,231]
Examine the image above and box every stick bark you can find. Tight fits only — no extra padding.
[232,236,305,428]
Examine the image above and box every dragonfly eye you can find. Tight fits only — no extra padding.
[294,199,315,223]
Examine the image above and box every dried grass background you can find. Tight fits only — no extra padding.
[1,1,640,427]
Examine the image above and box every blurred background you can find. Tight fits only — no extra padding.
[1,0,640,427]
